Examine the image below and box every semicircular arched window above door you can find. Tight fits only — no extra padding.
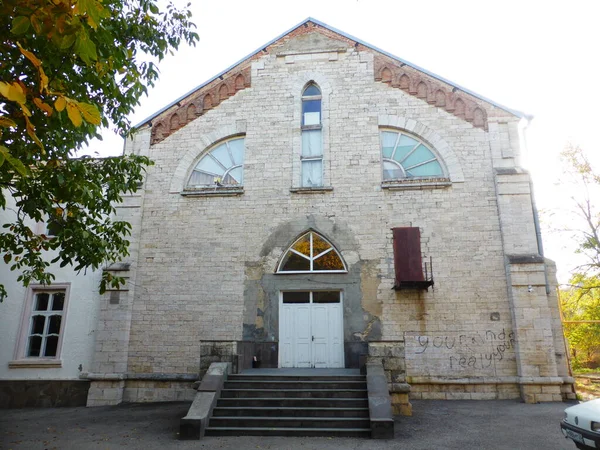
[277,231,347,273]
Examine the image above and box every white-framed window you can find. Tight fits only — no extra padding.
[186,136,245,188]
[14,284,70,361]
[301,84,323,187]
[277,231,347,273]
[380,130,446,180]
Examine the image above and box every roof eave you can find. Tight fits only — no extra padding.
[134,17,526,130]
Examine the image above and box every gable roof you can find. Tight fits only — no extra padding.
[137,18,527,142]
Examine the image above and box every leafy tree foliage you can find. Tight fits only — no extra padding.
[0,0,199,300]
[560,145,600,288]
[561,275,600,369]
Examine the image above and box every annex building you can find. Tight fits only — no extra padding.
[0,18,575,410]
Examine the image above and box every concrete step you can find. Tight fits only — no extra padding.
[204,426,371,438]
[229,374,366,382]
[220,389,367,399]
[212,406,370,418]
[209,416,370,429]
[224,380,367,390]
[215,397,369,408]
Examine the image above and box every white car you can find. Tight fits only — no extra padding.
[561,399,600,449]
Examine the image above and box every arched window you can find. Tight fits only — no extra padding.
[186,137,245,187]
[277,231,346,273]
[301,84,323,187]
[380,130,445,180]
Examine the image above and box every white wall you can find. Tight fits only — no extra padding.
[0,196,101,380]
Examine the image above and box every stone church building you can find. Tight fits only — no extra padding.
[0,18,574,409]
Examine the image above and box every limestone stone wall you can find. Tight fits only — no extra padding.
[85,28,572,404]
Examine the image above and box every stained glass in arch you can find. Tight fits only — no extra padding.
[278,232,346,273]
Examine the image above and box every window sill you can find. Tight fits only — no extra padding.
[9,359,62,369]
[382,178,451,191]
[181,187,244,197]
[290,186,334,194]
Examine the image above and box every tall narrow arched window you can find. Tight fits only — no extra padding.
[277,231,346,273]
[301,84,323,187]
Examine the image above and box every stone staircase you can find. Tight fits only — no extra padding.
[204,373,371,437]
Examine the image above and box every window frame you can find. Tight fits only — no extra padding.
[184,135,246,191]
[380,129,448,182]
[276,231,347,274]
[12,283,70,365]
[300,84,324,188]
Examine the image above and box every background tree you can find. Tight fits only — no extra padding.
[560,144,600,288]
[560,275,600,369]
[557,145,600,369]
[0,0,199,301]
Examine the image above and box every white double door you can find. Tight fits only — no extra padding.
[279,291,344,368]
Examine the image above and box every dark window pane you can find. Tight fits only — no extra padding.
[30,315,46,335]
[282,292,310,303]
[280,251,310,271]
[302,100,321,126]
[291,234,311,256]
[303,85,321,96]
[48,315,62,334]
[52,293,65,311]
[27,336,42,357]
[44,336,58,357]
[313,291,341,303]
[313,250,345,271]
[46,219,62,237]
[35,293,49,311]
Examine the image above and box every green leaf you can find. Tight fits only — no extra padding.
[0,146,29,176]
[74,30,97,65]
[11,16,30,35]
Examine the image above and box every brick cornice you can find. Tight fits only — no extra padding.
[373,55,515,131]
[150,66,251,145]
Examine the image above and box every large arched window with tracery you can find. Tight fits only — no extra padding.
[186,137,245,187]
[380,130,445,180]
[277,231,346,273]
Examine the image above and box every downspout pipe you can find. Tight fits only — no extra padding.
[521,117,550,294]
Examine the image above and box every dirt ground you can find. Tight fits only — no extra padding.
[575,373,600,400]
[0,399,582,450]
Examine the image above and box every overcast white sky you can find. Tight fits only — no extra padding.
[89,0,600,283]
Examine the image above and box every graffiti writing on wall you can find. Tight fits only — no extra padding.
[405,329,516,376]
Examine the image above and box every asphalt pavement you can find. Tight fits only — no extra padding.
[0,399,579,450]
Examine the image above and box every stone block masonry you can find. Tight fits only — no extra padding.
[83,20,573,406]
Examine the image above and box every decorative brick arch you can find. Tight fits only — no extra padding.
[378,115,465,183]
[150,66,251,145]
[373,56,491,131]
[169,122,247,193]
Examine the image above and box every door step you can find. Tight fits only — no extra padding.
[205,374,370,438]
[205,426,371,437]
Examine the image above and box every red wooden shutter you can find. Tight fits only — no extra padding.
[393,227,424,283]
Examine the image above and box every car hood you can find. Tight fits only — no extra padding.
[565,398,600,417]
